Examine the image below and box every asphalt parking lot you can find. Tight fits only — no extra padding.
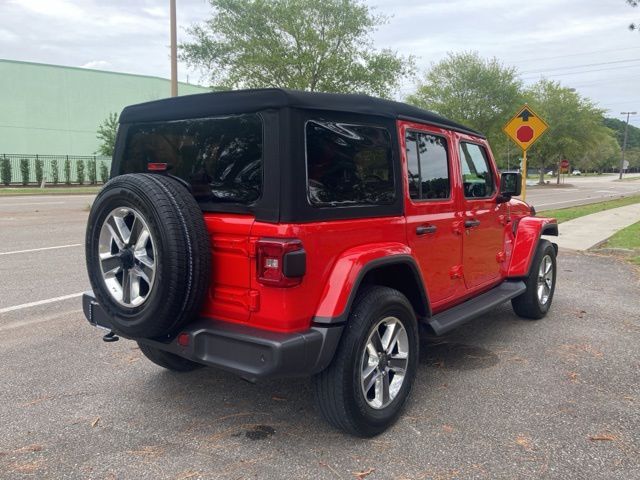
[0,195,639,479]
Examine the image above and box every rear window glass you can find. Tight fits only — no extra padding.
[122,114,262,204]
[305,120,395,206]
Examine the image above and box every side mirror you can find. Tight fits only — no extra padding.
[498,171,522,202]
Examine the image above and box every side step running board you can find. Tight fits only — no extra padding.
[427,281,526,335]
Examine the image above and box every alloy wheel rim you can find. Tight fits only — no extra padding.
[98,207,156,307]
[537,254,553,305]
[360,316,409,410]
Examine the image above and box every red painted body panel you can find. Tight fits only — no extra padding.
[313,242,412,318]
[199,214,408,333]
[200,213,255,323]
[507,216,558,277]
[397,120,465,308]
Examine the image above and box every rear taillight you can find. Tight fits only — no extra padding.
[256,238,306,287]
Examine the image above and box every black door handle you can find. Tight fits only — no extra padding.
[464,219,481,228]
[416,225,437,235]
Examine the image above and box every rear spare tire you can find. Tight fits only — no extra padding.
[85,174,210,338]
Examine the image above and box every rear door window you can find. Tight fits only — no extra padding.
[305,120,395,206]
[123,114,263,204]
[405,131,450,200]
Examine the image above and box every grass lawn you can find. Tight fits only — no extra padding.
[601,221,640,265]
[542,195,640,223]
[0,186,101,196]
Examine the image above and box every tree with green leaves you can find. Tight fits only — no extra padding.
[523,80,611,183]
[604,117,640,149]
[64,158,71,185]
[99,161,109,184]
[406,52,523,167]
[88,158,97,185]
[51,159,59,185]
[181,0,415,97]
[20,159,30,186]
[35,158,44,185]
[77,160,85,185]
[1,157,11,186]
[581,133,621,174]
[96,113,119,157]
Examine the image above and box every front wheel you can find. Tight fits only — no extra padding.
[312,286,419,437]
[512,239,557,320]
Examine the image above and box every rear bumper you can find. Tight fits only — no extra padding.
[82,292,343,381]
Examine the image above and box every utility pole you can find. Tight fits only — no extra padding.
[620,111,637,179]
[170,0,178,97]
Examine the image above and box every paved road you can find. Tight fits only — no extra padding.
[0,196,639,479]
[525,175,640,212]
[0,195,92,310]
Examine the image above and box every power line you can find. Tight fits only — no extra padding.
[507,46,640,65]
[519,58,640,75]
[520,63,640,81]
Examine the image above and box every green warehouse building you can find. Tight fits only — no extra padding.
[0,59,209,184]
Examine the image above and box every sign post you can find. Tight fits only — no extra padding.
[503,105,549,201]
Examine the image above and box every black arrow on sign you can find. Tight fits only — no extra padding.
[518,108,534,121]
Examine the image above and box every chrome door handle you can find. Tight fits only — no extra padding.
[416,225,437,235]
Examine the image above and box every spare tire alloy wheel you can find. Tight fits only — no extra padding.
[86,174,211,339]
[99,207,156,307]
[537,254,554,306]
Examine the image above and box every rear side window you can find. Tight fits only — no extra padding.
[122,114,263,204]
[459,142,495,198]
[305,120,395,206]
[405,131,450,200]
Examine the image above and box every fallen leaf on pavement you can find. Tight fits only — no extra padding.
[515,435,534,451]
[352,467,375,479]
[589,434,617,441]
[91,417,100,428]
[271,395,287,402]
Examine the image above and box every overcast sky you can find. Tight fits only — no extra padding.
[1,0,639,126]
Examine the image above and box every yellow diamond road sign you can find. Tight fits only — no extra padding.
[503,104,548,151]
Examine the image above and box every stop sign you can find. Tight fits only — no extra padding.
[560,159,570,168]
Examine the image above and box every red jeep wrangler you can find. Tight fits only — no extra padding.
[83,89,558,437]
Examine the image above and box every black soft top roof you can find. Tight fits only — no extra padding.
[119,88,484,138]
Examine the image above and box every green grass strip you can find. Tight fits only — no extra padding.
[602,221,640,265]
[542,195,640,224]
[0,186,102,196]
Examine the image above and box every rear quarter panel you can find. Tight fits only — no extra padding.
[248,217,408,332]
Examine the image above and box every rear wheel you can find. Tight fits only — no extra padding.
[138,343,203,372]
[512,239,557,320]
[312,286,419,437]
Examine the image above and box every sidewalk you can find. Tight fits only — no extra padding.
[551,203,640,251]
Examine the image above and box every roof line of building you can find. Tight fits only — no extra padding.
[0,58,209,89]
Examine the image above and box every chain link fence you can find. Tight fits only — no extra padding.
[0,154,112,186]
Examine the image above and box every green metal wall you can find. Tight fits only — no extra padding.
[0,59,209,156]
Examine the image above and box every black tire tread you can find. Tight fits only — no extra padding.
[312,286,418,437]
[138,343,203,372]
[86,174,210,338]
[512,239,556,320]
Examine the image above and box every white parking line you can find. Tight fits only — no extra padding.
[0,293,84,314]
[0,243,83,256]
